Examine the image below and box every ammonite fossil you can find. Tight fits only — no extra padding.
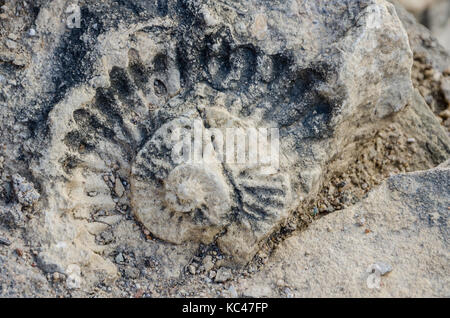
[131,109,292,248]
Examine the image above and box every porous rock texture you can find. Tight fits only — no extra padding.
[0,0,448,297]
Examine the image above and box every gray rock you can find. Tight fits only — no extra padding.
[0,204,25,228]
[373,262,393,275]
[3,0,447,295]
[12,174,40,207]
[228,284,238,298]
[202,255,214,272]
[397,0,450,52]
[0,1,416,288]
[0,236,11,246]
[441,77,450,104]
[36,252,65,274]
[424,0,450,52]
[114,178,125,198]
[115,253,124,264]
[215,267,233,283]
[390,0,449,72]
[188,265,196,275]
[240,163,450,297]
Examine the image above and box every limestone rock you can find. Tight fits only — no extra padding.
[215,267,233,283]
[0,0,415,280]
[391,0,449,73]
[239,162,450,297]
[424,0,450,52]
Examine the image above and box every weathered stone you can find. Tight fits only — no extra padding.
[66,264,82,290]
[215,267,233,283]
[114,177,125,198]
[238,162,450,297]
[4,0,450,296]
[128,0,413,265]
[12,174,40,207]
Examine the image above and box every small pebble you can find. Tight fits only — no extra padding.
[374,262,393,275]
[228,285,238,298]
[15,248,23,257]
[443,67,450,76]
[5,39,17,50]
[336,181,347,188]
[439,109,450,120]
[8,33,18,40]
[115,253,124,263]
[53,272,62,282]
[202,255,214,272]
[0,237,11,246]
[200,7,218,27]
[188,265,196,275]
[284,287,293,298]
[28,28,36,37]
[424,69,434,79]
[114,177,125,197]
[215,267,232,283]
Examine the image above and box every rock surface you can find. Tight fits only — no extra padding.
[238,162,450,297]
[0,0,448,297]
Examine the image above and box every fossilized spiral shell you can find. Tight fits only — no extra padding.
[131,116,232,243]
[131,108,293,248]
[164,163,231,224]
